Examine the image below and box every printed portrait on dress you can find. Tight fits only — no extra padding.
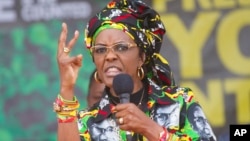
[153,102,180,128]
[187,103,216,141]
[89,118,120,141]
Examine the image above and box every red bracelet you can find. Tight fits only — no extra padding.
[159,127,168,141]
[57,116,77,123]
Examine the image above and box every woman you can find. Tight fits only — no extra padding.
[54,0,216,141]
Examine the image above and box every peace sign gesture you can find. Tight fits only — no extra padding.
[57,23,83,97]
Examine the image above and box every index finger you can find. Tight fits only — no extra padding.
[66,30,79,51]
[115,103,133,111]
[58,22,68,55]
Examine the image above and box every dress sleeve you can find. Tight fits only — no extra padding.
[78,110,94,141]
[168,88,217,141]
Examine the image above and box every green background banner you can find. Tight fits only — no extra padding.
[1,0,249,140]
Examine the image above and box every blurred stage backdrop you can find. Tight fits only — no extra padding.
[1,0,249,140]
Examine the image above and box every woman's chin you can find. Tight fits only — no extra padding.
[102,77,114,88]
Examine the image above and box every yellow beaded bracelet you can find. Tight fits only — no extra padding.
[53,94,80,123]
[58,94,78,104]
[53,94,80,113]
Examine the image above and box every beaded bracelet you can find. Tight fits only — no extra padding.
[53,95,80,113]
[53,94,80,123]
[57,114,78,123]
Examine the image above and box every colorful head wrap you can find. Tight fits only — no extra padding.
[85,0,175,86]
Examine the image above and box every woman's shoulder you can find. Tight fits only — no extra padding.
[161,85,198,104]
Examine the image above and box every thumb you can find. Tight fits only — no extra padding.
[77,54,83,60]
[74,54,83,66]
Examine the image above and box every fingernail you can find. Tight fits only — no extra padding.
[77,54,83,59]
[62,22,66,27]
[75,30,79,35]
[111,106,116,113]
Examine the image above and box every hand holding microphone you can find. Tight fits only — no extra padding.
[113,73,134,141]
[113,74,165,141]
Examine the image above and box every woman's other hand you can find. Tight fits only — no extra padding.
[57,22,82,97]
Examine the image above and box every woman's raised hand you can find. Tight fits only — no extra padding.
[57,23,83,96]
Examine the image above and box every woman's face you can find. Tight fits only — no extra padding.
[92,28,145,91]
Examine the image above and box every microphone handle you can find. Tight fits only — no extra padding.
[119,93,132,141]
[126,131,133,141]
[119,93,130,103]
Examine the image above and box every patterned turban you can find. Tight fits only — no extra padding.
[85,0,175,86]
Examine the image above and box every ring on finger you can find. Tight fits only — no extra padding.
[63,47,70,53]
[119,117,124,124]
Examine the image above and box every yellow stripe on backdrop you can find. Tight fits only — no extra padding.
[153,0,250,138]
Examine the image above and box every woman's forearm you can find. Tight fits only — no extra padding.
[58,122,80,141]
[57,86,80,141]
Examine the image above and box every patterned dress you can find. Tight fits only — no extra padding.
[77,78,217,141]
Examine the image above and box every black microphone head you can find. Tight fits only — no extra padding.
[113,73,134,96]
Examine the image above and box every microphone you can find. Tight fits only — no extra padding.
[113,73,134,103]
[113,73,133,141]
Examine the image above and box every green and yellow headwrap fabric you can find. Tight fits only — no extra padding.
[85,0,176,87]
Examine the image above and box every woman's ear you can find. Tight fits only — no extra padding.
[139,53,146,66]
[142,53,146,63]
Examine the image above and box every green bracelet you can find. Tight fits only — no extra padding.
[58,94,78,104]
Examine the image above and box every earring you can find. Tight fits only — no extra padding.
[137,67,144,80]
[94,71,102,83]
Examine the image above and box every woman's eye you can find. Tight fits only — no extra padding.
[95,47,107,54]
[115,44,129,52]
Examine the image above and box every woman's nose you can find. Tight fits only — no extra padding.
[105,49,118,61]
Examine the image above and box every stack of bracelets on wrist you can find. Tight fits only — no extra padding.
[53,94,80,123]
